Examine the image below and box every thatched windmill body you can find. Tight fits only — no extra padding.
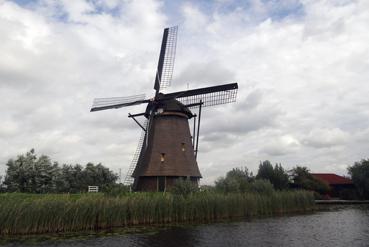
[91,26,238,191]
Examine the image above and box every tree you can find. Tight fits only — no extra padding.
[289,166,330,194]
[4,149,38,192]
[3,149,118,193]
[256,160,274,181]
[348,159,369,199]
[256,160,289,190]
[82,163,118,190]
[32,155,59,193]
[273,164,289,190]
[54,164,85,193]
[0,175,5,192]
[215,167,253,193]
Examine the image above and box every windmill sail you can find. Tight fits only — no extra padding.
[154,26,178,93]
[165,83,238,108]
[123,118,148,185]
[90,94,149,112]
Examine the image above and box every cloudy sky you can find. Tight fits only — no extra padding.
[0,0,368,184]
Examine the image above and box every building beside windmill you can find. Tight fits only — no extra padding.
[90,26,238,192]
[311,173,354,198]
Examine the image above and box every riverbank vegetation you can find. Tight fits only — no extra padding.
[0,190,314,235]
[1,150,367,200]
[0,150,316,236]
[0,149,367,236]
[0,149,117,193]
[289,166,330,195]
[348,159,369,199]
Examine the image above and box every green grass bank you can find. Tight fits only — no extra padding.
[0,191,314,235]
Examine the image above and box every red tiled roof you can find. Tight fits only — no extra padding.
[311,173,353,185]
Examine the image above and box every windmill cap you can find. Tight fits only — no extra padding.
[158,99,194,118]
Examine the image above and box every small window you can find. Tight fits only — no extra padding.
[181,143,186,152]
[160,153,165,162]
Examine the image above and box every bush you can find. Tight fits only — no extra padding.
[290,166,330,195]
[103,183,131,197]
[348,159,369,199]
[313,192,330,200]
[199,185,216,192]
[215,177,244,193]
[214,168,253,193]
[169,179,198,196]
[251,179,275,196]
[339,188,359,200]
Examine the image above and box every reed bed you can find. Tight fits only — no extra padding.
[0,191,314,235]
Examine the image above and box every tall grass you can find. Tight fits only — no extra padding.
[0,191,314,235]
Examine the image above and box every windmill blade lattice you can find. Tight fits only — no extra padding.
[154,26,178,92]
[166,83,238,108]
[123,118,148,185]
[90,94,148,112]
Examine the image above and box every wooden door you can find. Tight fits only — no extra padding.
[158,176,166,192]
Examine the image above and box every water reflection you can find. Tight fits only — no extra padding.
[5,205,369,247]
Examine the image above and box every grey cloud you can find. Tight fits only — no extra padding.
[201,89,282,136]
[260,135,300,156]
[302,128,348,148]
[174,60,236,87]
[235,89,264,110]
[0,120,19,138]
[1,0,369,183]
[193,89,283,155]
[199,133,236,153]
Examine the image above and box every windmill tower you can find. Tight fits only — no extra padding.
[91,26,238,192]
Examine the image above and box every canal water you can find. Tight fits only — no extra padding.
[4,205,369,247]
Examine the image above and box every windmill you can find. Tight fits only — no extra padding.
[90,26,238,192]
